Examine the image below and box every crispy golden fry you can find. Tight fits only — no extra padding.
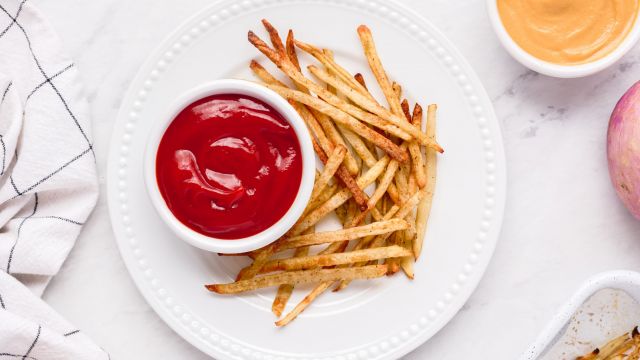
[250,59,287,87]
[576,327,640,360]
[236,239,282,281]
[279,219,409,250]
[392,82,402,101]
[262,82,408,162]
[295,39,374,101]
[272,245,309,317]
[313,139,368,210]
[290,155,390,235]
[208,265,387,294]
[576,349,600,360]
[260,246,409,273]
[399,230,415,279]
[310,145,346,203]
[276,281,332,326]
[357,25,403,117]
[347,144,405,226]
[249,28,415,150]
[339,125,378,167]
[250,60,336,163]
[277,28,360,176]
[336,192,420,290]
[414,104,438,258]
[401,99,411,121]
[369,190,424,248]
[410,104,427,188]
[285,29,300,71]
[354,73,368,90]
[308,65,441,151]
[305,183,337,215]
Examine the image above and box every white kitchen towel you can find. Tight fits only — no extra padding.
[0,0,105,358]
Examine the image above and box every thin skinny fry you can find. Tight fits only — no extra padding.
[279,219,409,250]
[207,265,387,294]
[357,25,404,117]
[289,155,390,235]
[260,246,410,273]
[295,39,374,101]
[310,145,346,203]
[414,104,437,259]
[354,73,368,90]
[308,65,441,151]
[250,60,335,160]
[262,82,408,162]
[410,104,426,188]
[276,282,332,326]
[272,245,309,317]
[313,139,367,210]
[249,29,415,147]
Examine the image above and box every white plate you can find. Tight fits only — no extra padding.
[107,1,506,359]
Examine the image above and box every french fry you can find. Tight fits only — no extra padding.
[313,140,367,210]
[336,192,421,290]
[250,60,336,162]
[309,145,346,203]
[357,25,403,116]
[285,29,301,71]
[260,246,409,273]
[304,183,337,215]
[285,30,360,176]
[236,238,283,281]
[318,51,400,202]
[392,82,402,101]
[295,39,374,101]
[262,82,408,162]
[278,219,409,250]
[272,245,309,317]
[208,265,387,294]
[276,281,332,326]
[414,104,438,259]
[249,28,417,150]
[354,73,368,90]
[409,103,427,188]
[289,155,390,235]
[369,190,423,248]
[347,145,405,226]
[308,65,441,151]
[577,326,640,360]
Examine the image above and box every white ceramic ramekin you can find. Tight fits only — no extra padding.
[144,79,315,254]
[487,0,640,78]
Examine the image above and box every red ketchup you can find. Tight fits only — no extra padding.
[156,94,302,239]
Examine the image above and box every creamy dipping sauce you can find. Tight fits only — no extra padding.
[497,0,639,65]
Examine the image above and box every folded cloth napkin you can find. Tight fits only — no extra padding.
[0,0,105,358]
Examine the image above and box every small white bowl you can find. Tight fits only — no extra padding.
[487,0,640,78]
[144,79,315,254]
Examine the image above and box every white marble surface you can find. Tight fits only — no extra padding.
[29,0,640,358]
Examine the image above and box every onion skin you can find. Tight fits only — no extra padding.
[607,81,640,220]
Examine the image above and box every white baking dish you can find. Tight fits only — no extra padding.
[521,270,640,360]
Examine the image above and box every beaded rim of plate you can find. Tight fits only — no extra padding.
[109,0,505,359]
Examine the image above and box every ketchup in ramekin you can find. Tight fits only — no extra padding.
[155,94,303,240]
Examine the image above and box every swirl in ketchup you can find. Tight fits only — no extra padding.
[156,94,302,239]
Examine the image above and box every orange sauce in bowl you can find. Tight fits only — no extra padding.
[497,0,639,65]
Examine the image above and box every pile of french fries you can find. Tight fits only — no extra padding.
[577,327,640,360]
[205,20,443,327]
